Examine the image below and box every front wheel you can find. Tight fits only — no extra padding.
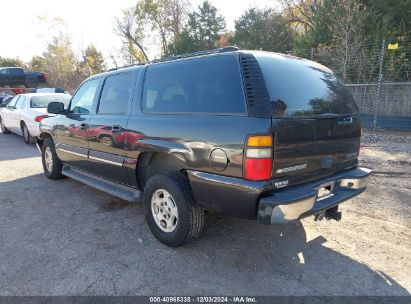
[42,138,64,179]
[144,172,204,247]
[0,118,11,134]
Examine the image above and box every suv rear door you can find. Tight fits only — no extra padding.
[254,52,361,186]
[87,71,138,185]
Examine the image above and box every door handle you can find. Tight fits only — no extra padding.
[112,125,122,134]
[80,123,88,130]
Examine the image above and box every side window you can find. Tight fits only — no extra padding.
[0,69,8,75]
[98,73,133,115]
[15,96,25,109]
[7,96,19,108]
[70,78,100,114]
[10,68,23,75]
[142,55,246,114]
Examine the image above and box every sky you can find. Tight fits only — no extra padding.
[0,0,279,67]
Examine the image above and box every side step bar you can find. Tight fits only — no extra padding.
[62,165,142,202]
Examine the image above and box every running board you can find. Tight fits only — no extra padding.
[62,165,142,202]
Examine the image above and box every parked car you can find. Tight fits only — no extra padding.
[37,48,371,246]
[0,67,47,88]
[0,93,71,143]
[0,93,13,104]
[0,95,13,107]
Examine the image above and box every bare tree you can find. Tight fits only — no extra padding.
[114,7,149,62]
[316,0,367,82]
[142,0,189,55]
[281,0,320,31]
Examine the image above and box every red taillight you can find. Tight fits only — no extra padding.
[34,115,48,122]
[244,135,273,181]
[43,74,47,81]
[245,158,272,180]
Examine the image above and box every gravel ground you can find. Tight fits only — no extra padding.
[0,130,410,296]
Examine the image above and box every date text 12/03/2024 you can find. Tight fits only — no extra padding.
[149,296,257,303]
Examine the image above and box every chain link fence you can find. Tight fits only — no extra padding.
[294,38,411,132]
[346,82,411,131]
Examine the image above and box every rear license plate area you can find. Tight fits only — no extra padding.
[317,182,335,200]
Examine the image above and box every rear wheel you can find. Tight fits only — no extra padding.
[0,118,10,134]
[42,138,64,179]
[22,123,35,144]
[144,172,204,247]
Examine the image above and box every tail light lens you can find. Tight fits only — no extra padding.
[244,135,273,181]
[43,74,47,81]
[34,115,48,122]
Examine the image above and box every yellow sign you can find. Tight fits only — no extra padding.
[388,43,399,50]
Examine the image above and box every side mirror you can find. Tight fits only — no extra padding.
[47,102,65,114]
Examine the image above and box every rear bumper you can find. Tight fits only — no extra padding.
[257,167,372,224]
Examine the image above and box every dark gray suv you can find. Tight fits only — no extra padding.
[37,47,371,246]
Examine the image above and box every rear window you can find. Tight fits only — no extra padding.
[98,72,133,115]
[31,95,71,108]
[255,52,358,117]
[142,55,246,114]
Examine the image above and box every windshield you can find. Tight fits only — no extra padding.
[254,52,358,117]
[31,95,71,108]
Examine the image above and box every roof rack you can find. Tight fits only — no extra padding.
[150,46,240,64]
[107,62,146,72]
[107,46,240,72]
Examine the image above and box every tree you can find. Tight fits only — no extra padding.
[0,57,25,68]
[114,6,149,62]
[233,8,294,53]
[80,44,106,77]
[114,0,188,61]
[142,0,188,55]
[30,56,46,71]
[41,33,80,91]
[168,1,226,55]
[314,0,368,82]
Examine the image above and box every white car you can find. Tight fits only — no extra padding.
[0,93,71,144]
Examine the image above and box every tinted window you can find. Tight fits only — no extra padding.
[255,52,359,117]
[70,78,100,114]
[31,95,71,108]
[142,55,246,114]
[98,73,133,114]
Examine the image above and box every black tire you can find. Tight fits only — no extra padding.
[0,118,11,134]
[26,78,39,88]
[41,138,64,179]
[22,123,35,144]
[144,172,204,247]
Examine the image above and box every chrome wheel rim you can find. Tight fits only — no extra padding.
[44,146,53,172]
[151,189,178,233]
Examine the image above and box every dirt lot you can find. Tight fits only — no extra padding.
[0,130,410,296]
